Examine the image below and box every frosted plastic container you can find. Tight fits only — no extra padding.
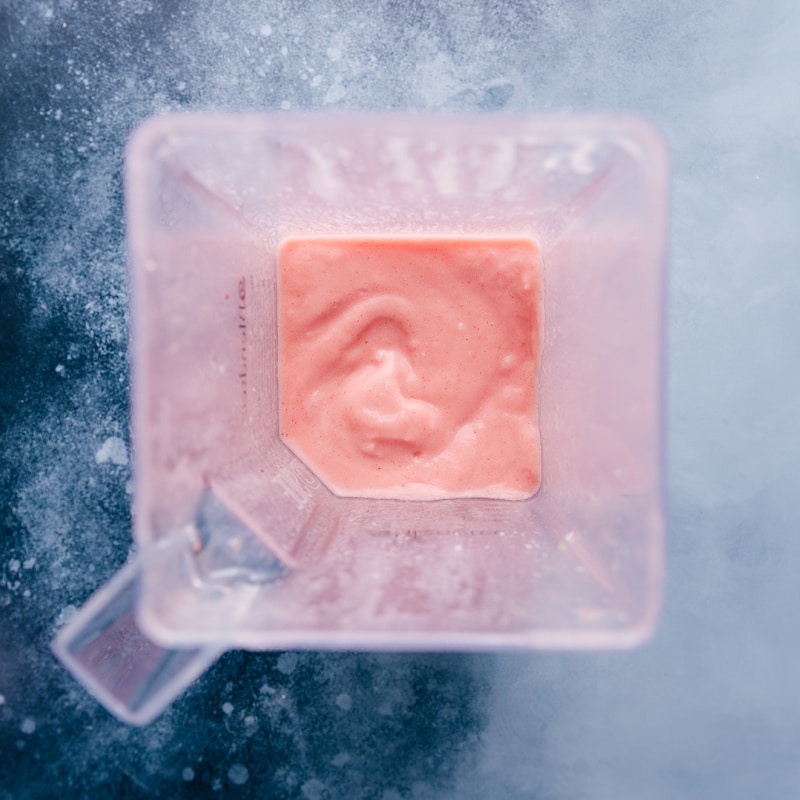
[53,112,668,723]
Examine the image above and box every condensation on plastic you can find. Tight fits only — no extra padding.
[54,112,669,723]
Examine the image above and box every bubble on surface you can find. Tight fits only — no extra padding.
[276,652,299,675]
[301,778,326,800]
[228,763,249,785]
[20,717,36,734]
[94,436,128,466]
[323,83,346,105]
[181,767,194,781]
[335,692,352,711]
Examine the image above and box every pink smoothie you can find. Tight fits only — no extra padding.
[278,237,543,499]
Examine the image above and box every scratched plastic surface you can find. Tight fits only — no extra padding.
[127,113,668,651]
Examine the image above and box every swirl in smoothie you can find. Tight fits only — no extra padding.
[278,237,543,499]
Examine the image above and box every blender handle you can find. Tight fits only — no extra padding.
[51,536,224,726]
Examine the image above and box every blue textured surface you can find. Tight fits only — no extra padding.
[2,1,799,797]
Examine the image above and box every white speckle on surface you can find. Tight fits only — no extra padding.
[301,778,326,800]
[326,46,342,61]
[324,83,346,105]
[94,436,128,466]
[276,652,298,675]
[20,717,36,734]
[310,74,322,88]
[259,23,272,37]
[228,763,249,785]
[414,51,461,109]
[23,558,35,569]
[8,559,20,573]
[181,767,194,781]
[331,752,350,767]
[0,695,5,705]
[335,692,352,711]
[221,702,234,715]
[280,100,291,109]
[54,109,62,121]
[55,363,65,375]
[55,604,77,627]
[243,715,258,736]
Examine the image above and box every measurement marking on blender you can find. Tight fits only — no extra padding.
[369,528,508,541]
[272,461,320,509]
[237,277,248,404]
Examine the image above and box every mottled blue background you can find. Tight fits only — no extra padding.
[2,1,799,797]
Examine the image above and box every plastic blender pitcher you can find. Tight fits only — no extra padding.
[53,112,669,724]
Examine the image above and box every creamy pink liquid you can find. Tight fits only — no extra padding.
[278,237,543,499]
